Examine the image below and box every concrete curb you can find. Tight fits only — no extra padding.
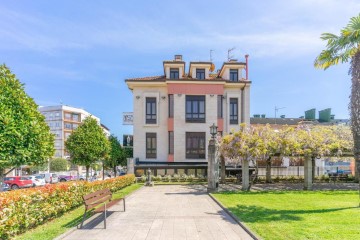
[54,184,144,240]
[208,193,260,240]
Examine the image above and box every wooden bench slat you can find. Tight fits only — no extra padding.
[83,189,110,201]
[85,193,111,206]
[86,195,112,210]
[95,198,124,213]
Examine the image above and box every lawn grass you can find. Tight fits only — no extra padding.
[15,183,143,240]
[153,181,206,185]
[212,190,360,240]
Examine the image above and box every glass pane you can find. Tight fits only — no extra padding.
[187,138,192,148]
[151,103,156,114]
[199,138,205,148]
[186,101,192,113]
[152,138,156,148]
[193,138,198,148]
[199,101,204,113]
[146,103,151,114]
[192,101,198,113]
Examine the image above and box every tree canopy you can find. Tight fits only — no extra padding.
[219,124,353,189]
[65,117,109,180]
[0,64,54,177]
[49,158,69,172]
[104,135,126,176]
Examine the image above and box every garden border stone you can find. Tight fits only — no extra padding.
[208,193,260,240]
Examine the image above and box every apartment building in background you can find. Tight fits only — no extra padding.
[39,105,106,159]
[125,55,251,176]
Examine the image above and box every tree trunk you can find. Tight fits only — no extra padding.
[304,155,313,190]
[312,157,316,182]
[220,155,226,184]
[353,138,360,182]
[0,169,4,192]
[350,51,360,182]
[265,156,272,183]
[114,166,117,177]
[102,161,105,180]
[242,159,249,191]
[86,165,90,181]
[248,159,259,191]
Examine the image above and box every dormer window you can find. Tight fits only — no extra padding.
[230,69,238,81]
[170,68,179,79]
[196,69,205,79]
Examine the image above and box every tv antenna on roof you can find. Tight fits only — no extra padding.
[210,49,214,62]
[274,106,286,124]
[228,47,236,61]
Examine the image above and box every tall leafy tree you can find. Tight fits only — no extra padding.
[105,135,126,177]
[49,158,69,172]
[314,14,360,181]
[0,64,54,189]
[65,117,109,181]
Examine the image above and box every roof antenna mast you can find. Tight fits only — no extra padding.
[228,47,236,61]
[210,49,214,62]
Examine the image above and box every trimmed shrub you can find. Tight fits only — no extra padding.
[173,174,180,182]
[164,175,172,182]
[188,174,195,182]
[0,174,135,239]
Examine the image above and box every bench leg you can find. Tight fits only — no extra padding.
[79,210,87,229]
[104,203,107,229]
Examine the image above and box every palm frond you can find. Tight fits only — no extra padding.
[314,13,360,70]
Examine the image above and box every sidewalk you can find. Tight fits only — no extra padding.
[60,185,253,240]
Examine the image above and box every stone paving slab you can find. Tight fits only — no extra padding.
[61,185,253,240]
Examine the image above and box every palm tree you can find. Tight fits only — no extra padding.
[314,14,360,181]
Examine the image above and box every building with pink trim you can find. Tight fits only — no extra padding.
[125,55,251,176]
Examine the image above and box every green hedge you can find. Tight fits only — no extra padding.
[0,174,135,239]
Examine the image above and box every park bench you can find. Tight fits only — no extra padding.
[79,188,125,229]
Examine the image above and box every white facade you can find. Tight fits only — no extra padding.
[39,105,102,158]
[126,55,251,166]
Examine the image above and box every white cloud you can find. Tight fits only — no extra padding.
[0,0,359,60]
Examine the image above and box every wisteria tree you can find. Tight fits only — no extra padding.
[219,124,353,191]
[219,124,261,190]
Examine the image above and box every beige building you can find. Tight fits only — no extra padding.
[39,105,102,158]
[126,55,251,176]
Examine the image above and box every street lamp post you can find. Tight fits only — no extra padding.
[207,123,219,193]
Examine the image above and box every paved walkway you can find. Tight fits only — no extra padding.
[60,185,253,240]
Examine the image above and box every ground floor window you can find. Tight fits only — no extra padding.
[186,132,206,159]
[146,133,157,158]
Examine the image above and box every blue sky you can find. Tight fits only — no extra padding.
[1,0,359,141]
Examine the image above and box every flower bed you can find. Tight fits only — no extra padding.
[0,174,135,239]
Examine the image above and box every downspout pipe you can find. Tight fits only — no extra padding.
[245,54,249,80]
[241,54,249,123]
